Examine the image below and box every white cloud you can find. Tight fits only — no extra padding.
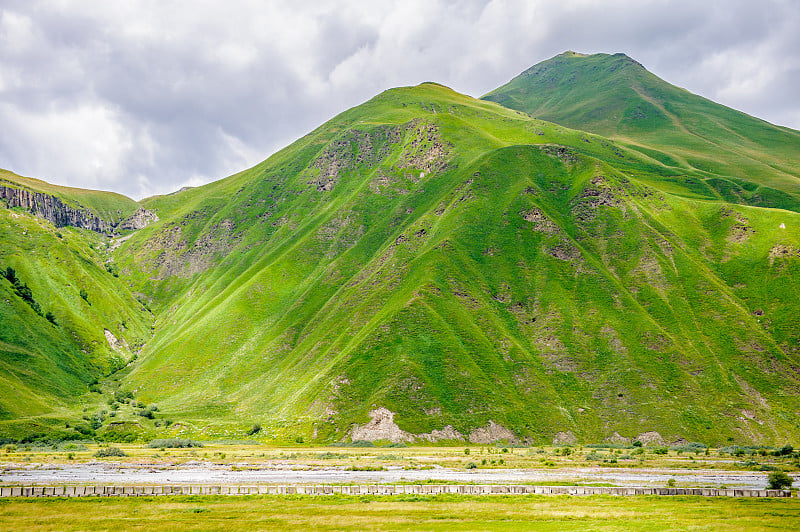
[0,101,133,191]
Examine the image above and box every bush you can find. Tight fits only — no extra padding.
[671,442,707,453]
[775,444,794,457]
[653,447,669,455]
[79,288,89,302]
[247,423,261,436]
[146,438,203,449]
[767,470,793,490]
[94,446,127,458]
[113,390,134,402]
[3,266,17,284]
[465,461,477,469]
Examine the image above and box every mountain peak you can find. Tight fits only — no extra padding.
[558,50,588,58]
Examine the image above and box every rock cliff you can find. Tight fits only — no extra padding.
[0,185,157,234]
[117,207,159,231]
[1,185,111,232]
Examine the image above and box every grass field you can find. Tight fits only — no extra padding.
[1,494,798,531]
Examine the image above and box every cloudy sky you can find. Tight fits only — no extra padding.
[1,0,798,199]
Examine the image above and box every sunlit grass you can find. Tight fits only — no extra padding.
[1,494,798,531]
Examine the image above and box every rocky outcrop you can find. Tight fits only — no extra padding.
[417,425,465,442]
[468,421,519,444]
[349,407,414,443]
[1,185,111,232]
[635,431,666,446]
[604,432,631,445]
[104,329,132,361]
[552,430,578,445]
[349,409,510,444]
[117,207,159,231]
[1,184,156,234]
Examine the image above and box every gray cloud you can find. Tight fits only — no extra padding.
[0,0,798,199]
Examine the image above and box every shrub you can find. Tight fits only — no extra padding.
[146,438,203,449]
[113,390,134,402]
[767,470,793,490]
[775,444,794,457]
[94,446,127,458]
[466,461,477,469]
[104,262,119,277]
[671,442,707,453]
[45,311,57,325]
[653,447,669,455]
[3,266,17,284]
[247,423,261,436]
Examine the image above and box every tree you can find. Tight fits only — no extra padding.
[79,288,89,303]
[767,470,793,490]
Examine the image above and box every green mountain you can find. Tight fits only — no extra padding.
[1,53,798,446]
[483,51,800,214]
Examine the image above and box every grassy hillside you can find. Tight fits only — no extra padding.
[0,179,152,441]
[109,82,800,445]
[482,52,800,212]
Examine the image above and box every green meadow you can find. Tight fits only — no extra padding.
[1,494,798,531]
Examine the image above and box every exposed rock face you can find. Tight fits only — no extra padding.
[306,119,452,192]
[635,431,665,446]
[349,409,509,444]
[521,207,561,234]
[104,329,131,360]
[417,425,465,442]
[468,421,519,444]
[605,431,631,445]
[552,430,578,445]
[0,185,110,232]
[349,407,414,443]
[117,207,159,231]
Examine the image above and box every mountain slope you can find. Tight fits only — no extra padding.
[0,171,153,440]
[111,82,800,445]
[482,51,800,212]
